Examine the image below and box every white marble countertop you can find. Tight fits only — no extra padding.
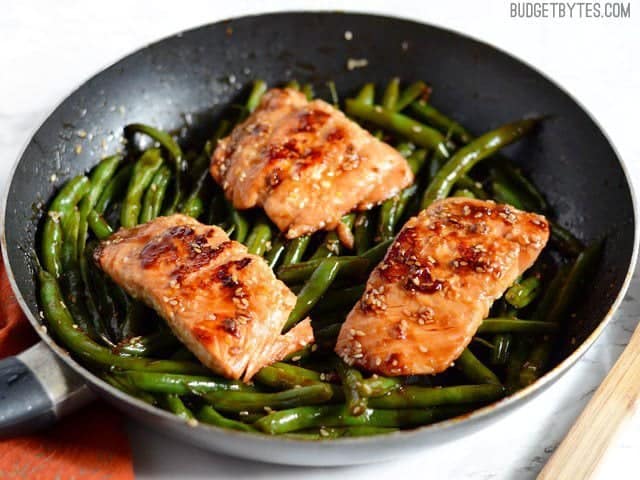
[1,1,638,478]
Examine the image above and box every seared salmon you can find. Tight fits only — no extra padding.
[211,88,413,240]
[94,214,312,381]
[335,198,549,376]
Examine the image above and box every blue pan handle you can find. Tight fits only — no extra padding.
[0,341,93,436]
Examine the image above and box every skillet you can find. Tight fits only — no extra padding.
[0,12,637,466]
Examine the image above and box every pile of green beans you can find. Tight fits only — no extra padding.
[37,78,600,438]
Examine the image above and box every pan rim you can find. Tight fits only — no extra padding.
[1,10,638,447]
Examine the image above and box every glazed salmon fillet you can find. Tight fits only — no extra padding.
[94,214,312,381]
[210,88,413,240]
[335,198,549,376]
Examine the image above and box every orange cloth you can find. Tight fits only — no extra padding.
[0,256,134,480]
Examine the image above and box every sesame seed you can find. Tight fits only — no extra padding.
[346,58,368,71]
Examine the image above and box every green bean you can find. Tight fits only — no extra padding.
[121,370,251,394]
[472,337,495,350]
[453,189,476,198]
[311,214,356,259]
[255,404,468,435]
[41,176,91,277]
[410,100,473,144]
[491,334,512,366]
[422,118,540,208]
[120,149,163,227]
[87,210,113,240]
[58,210,94,337]
[358,375,402,397]
[95,164,134,215]
[202,384,333,413]
[265,237,286,269]
[86,261,127,343]
[163,394,195,421]
[355,83,375,105]
[395,81,429,112]
[345,100,449,158]
[115,330,180,357]
[455,176,489,199]
[336,359,368,415]
[492,159,548,212]
[277,255,369,285]
[205,190,226,226]
[326,81,339,107]
[197,406,257,433]
[361,239,393,264]
[282,236,310,266]
[505,276,542,309]
[284,258,341,331]
[60,209,80,269]
[313,284,365,314]
[225,200,250,243]
[124,124,185,214]
[520,241,602,386]
[125,124,182,165]
[550,221,584,257]
[101,372,156,405]
[406,148,428,175]
[546,242,602,323]
[381,78,400,110]
[301,84,314,100]
[254,363,323,389]
[245,215,273,255]
[353,212,373,256]
[38,268,209,374]
[283,344,314,363]
[139,165,171,223]
[78,155,121,256]
[203,120,233,158]
[491,180,528,210]
[377,185,417,242]
[245,79,268,114]
[478,318,557,334]
[504,338,530,392]
[368,384,504,409]
[454,349,501,385]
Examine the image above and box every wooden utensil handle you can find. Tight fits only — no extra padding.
[538,321,640,480]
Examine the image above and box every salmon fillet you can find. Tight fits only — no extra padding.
[210,88,413,239]
[94,214,313,381]
[335,198,549,376]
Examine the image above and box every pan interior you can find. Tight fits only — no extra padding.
[4,12,635,397]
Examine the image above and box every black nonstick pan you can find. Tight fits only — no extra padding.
[0,12,637,466]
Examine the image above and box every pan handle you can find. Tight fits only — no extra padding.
[0,341,94,437]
